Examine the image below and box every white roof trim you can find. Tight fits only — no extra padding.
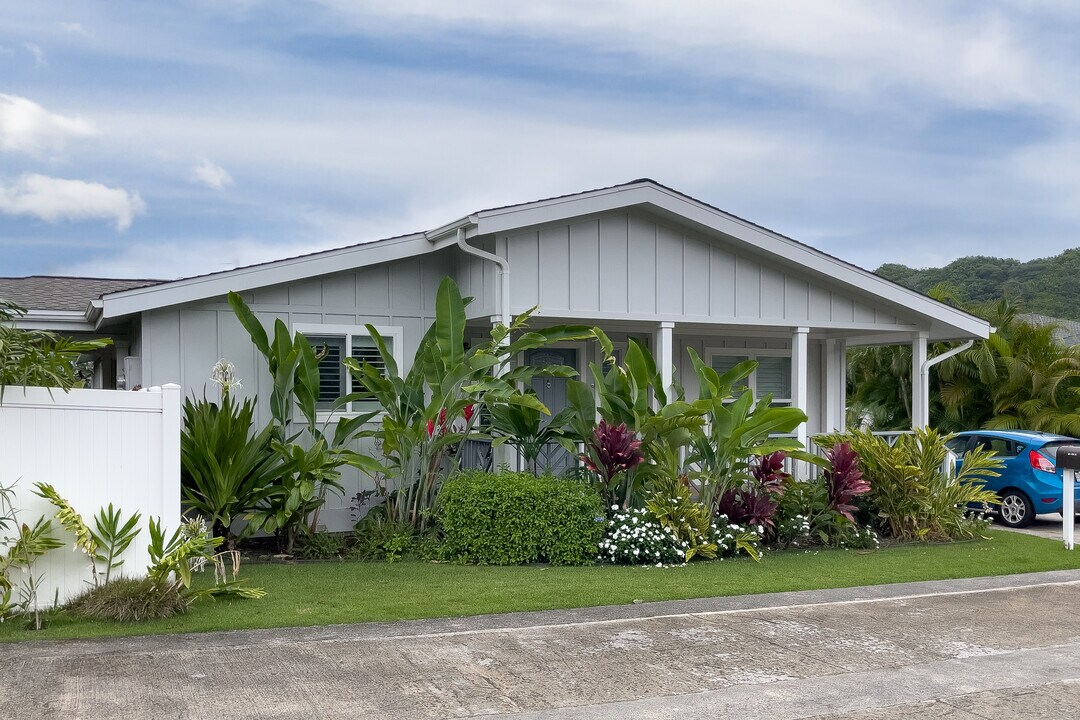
[100,233,429,319]
[96,180,989,341]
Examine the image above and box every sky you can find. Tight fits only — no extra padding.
[2,1,1080,280]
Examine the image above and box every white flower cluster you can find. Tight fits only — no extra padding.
[210,358,242,394]
[597,506,686,565]
[776,513,813,548]
[840,525,880,550]
[711,514,763,558]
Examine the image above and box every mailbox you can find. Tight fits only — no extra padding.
[1060,446,1080,549]
[1059,445,1080,471]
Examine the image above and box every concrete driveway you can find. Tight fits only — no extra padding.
[997,513,1073,541]
[5,570,1080,719]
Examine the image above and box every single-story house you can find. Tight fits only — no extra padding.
[6,179,990,531]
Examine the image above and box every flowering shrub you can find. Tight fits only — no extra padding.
[775,513,813,548]
[644,481,717,561]
[598,507,687,565]
[841,526,880,550]
[711,514,763,559]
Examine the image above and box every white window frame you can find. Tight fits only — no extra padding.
[705,346,792,406]
[294,323,404,420]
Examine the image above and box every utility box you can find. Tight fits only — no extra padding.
[1058,446,1080,471]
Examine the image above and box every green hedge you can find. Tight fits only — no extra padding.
[438,470,605,566]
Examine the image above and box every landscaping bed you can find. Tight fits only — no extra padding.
[2,530,1075,643]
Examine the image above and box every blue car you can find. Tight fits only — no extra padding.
[947,430,1080,528]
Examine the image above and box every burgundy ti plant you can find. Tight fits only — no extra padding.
[715,488,777,531]
[823,442,870,521]
[582,421,645,507]
[752,451,790,497]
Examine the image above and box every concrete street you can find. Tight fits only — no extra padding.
[4,570,1080,719]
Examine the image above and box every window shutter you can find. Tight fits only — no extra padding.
[711,355,750,392]
[351,335,389,393]
[309,337,345,405]
[756,356,792,400]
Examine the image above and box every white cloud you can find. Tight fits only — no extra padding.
[189,158,235,190]
[23,42,46,67]
[0,94,96,155]
[0,174,146,231]
[60,22,89,37]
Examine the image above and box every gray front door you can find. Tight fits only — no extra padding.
[525,348,578,475]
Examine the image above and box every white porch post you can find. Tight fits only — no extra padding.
[655,321,675,406]
[492,314,520,470]
[792,327,810,448]
[911,331,928,429]
[823,338,846,432]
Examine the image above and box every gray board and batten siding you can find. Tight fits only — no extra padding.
[138,252,453,532]
[456,208,917,330]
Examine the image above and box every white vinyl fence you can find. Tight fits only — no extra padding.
[0,384,181,608]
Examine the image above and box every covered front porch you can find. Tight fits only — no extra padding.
[465,316,937,473]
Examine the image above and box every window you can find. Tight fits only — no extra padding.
[708,349,791,405]
[972,435,1022,458]
[295,324,404,415]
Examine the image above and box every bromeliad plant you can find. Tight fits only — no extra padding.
[344,277,600,532]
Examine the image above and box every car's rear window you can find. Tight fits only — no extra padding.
[1039,441,1077,461]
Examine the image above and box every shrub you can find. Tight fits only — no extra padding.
[644,479,716,561]
[599,507,687,565]
[68,577,191,622]
[295,532,347,560]
[438,470,605,566]
[816,428,1002,541]
[710,514,764,559]
[350,513,429,562]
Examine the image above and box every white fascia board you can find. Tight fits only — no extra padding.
[14,310,97,333]
[475,183,990,341]
[100,233,430,319]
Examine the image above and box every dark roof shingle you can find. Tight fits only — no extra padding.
[0,276,163,312]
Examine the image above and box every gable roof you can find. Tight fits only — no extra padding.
[93,179,989,340]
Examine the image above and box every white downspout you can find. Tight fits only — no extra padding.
[918,338,975,427]
[455,227,511,332]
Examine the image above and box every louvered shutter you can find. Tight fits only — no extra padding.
[710,355,750,392]
[308,336,345,408]
[756,356,792,403]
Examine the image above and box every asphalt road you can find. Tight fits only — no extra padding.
[4,570,1080,719]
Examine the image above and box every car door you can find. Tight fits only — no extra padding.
[945,435,973,477]
[968,435,1022,491]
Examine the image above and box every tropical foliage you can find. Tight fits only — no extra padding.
[0,299,111,396]
[342,277,598,533]
[816,428,1002,541]
[180,389,282,545]
[848,295,1080,434]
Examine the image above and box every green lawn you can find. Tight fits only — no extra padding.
[2,530,1077,643]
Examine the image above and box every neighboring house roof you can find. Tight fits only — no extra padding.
[1020,313,1080,346]
[0,276,161,311]
[16,179,987,341]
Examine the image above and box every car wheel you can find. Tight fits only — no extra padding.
[999,490,1034,528]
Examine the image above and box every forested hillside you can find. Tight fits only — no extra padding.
[876,249,1080,318]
